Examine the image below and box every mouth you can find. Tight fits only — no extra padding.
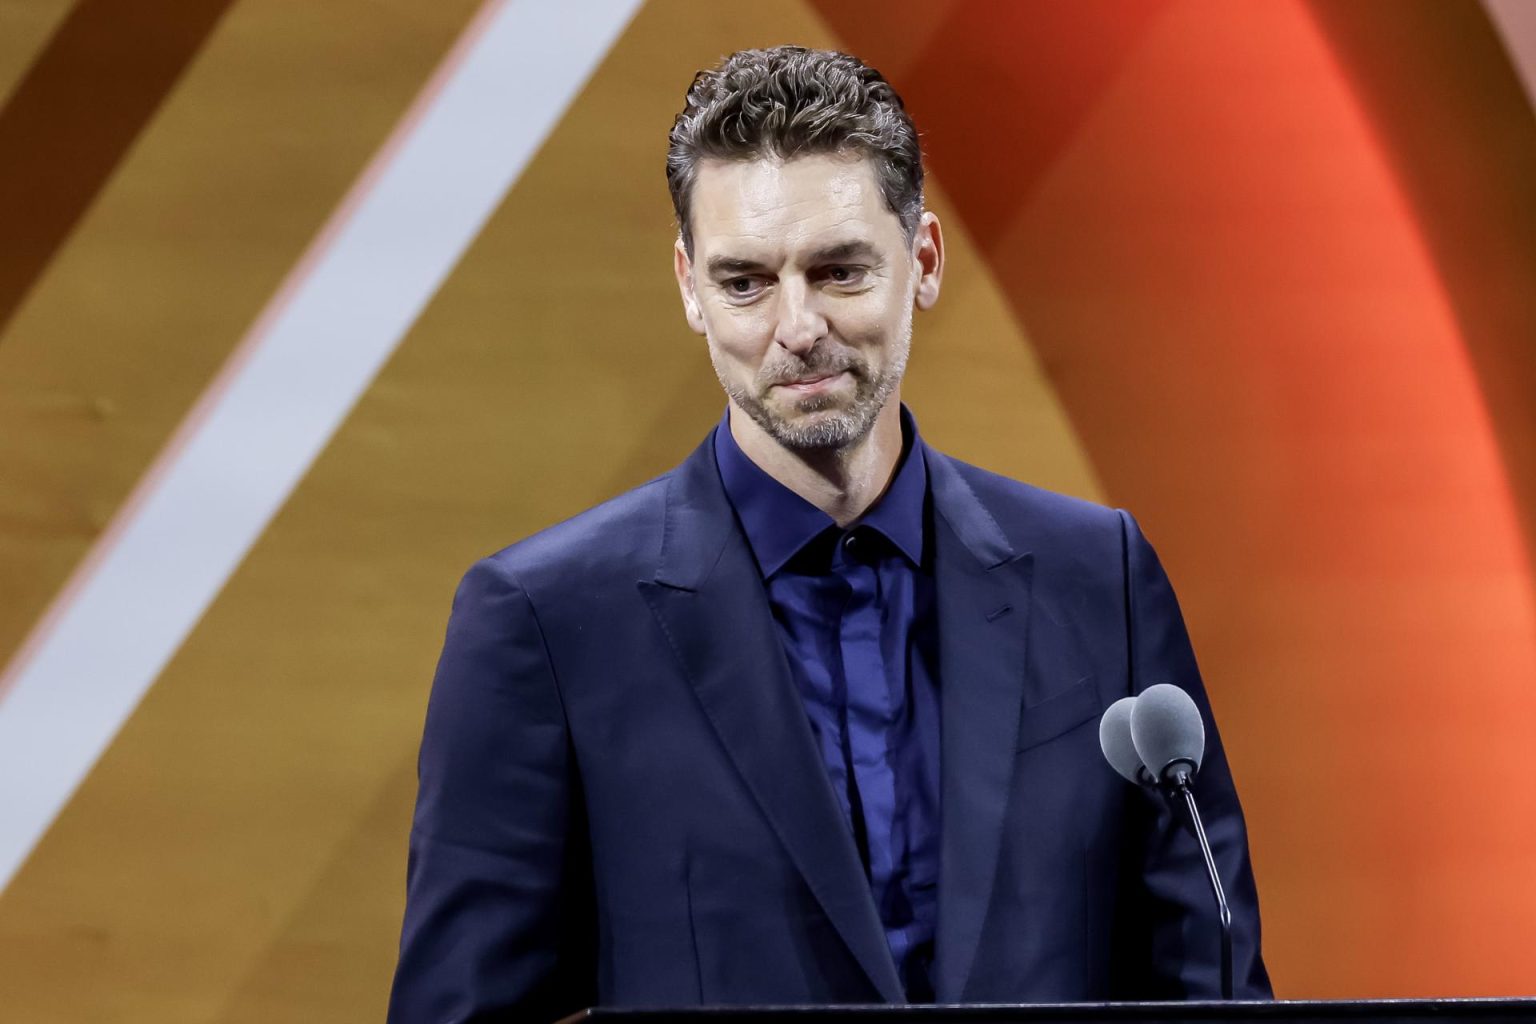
[775,370,850,395]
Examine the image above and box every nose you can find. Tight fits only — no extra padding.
[771,277,828,357]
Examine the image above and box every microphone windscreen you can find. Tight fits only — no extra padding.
[1130,683,1205,779]
[1098,696,1146,784]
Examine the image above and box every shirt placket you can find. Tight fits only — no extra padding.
[834,543,901,925]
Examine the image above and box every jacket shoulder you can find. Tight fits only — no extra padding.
[938,454,1128,554]
[473,472,673,592]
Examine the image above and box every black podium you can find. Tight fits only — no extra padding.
[558,1000,1536,1024]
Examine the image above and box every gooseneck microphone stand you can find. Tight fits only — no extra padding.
[1164,759,1233,1001]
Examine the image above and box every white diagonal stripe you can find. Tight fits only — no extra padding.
[1485,0,1536,115]
[0,0,643,894]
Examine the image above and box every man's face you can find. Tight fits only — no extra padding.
[674,153,942,452]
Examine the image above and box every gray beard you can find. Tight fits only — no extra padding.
[710,335,909,452]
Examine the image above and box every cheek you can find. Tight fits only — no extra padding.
[703,309,773,358]
[704,327,766,379]
[835,293,908,346]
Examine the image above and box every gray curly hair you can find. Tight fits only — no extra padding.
[666,46,925,257]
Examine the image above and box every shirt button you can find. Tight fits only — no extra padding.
[842,530,865,561]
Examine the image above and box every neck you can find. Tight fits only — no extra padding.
[728,400,905,527]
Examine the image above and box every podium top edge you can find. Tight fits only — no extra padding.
[558,997,1536,1023]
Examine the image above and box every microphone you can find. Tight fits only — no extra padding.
[1098,696,1155,786]
[1113,684,1234,1001]
[1128,682,1205,787]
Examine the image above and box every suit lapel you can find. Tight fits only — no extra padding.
[926,449,1034,1004]
[636,435,904,1003]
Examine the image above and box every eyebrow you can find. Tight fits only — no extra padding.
[705,255,765,278]
[808,240,879,264]
[703,240,881,279]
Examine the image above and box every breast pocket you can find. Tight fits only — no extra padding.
[1015,675,1102,752]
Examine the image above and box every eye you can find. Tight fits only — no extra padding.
[822,265,865,286]
[721,276,765,300]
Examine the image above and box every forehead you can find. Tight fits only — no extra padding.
[688,153,903,261]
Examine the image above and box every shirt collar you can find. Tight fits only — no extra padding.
[713,405,929,578]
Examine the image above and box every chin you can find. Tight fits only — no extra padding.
[766,408,873,452]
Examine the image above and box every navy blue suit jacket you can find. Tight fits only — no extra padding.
[389,430,1270,1022]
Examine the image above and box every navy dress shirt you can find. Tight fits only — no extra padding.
[714,409,941,1001]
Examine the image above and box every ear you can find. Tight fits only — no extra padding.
[912,211,944,312]
[673,237,707,335]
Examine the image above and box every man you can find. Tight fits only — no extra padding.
[389,46,1270,1021]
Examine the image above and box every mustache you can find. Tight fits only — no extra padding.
[757,351,862,387]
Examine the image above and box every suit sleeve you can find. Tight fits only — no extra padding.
[388,558,596,1023]
[1119,510,1273,999]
